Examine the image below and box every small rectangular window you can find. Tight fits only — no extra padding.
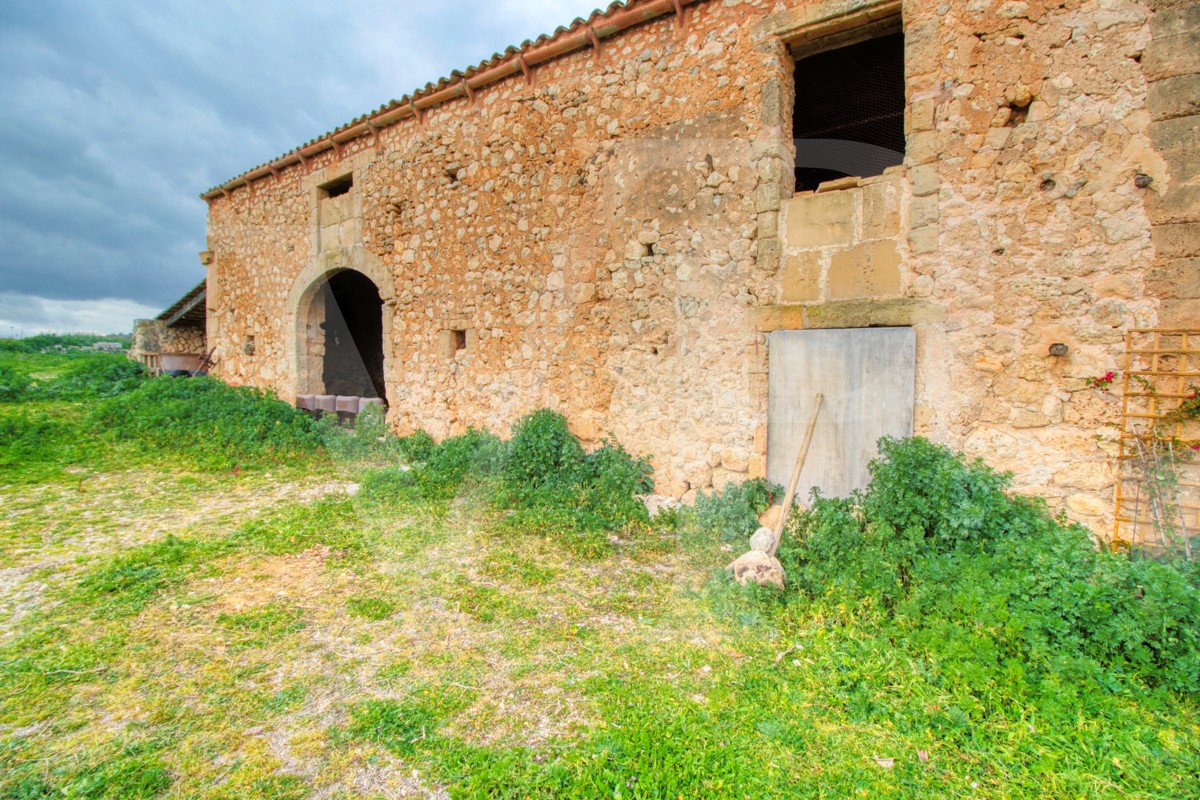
[320,174,353,198]
[453,329,467,352]
[793,32,905,192]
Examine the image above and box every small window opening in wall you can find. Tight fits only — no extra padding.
[792,31,905,192]
[453,329,467,352]
[321,174,353,198]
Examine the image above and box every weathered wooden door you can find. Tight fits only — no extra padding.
[767,328,915,499]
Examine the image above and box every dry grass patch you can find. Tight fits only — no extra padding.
[0,467,356,644]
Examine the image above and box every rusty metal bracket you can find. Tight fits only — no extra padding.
[671,0,686,30]
[364,119,381,150]
[587,25,602,59]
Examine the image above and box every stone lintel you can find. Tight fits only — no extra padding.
[747,298,947,331]
[752,0,902,47]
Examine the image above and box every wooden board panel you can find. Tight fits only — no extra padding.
[767,327,915,498]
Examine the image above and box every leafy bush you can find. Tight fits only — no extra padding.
[397,430,436,463]
[573,437,654,531]
[318,402,399,461]
[778,437,1200,692]
[686,478,777,544]
[362,410,653,551]
[353,402,388,443]
[430,428,506,491]
[0,366,32,401]
[36,355,146,400]
[498,410,653,547]
[361,428,505,502]
[501,409,585,502]
[858,436,1050,549]
[90,376,323,467]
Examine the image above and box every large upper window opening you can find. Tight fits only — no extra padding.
[792,31,905,193]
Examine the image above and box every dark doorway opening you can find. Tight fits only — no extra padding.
[321,270,386,400]
[793,32,906,192]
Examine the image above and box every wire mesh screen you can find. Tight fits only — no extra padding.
[1113,329,1200,561]
[792,33,905,192]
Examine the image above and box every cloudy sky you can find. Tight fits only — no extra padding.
[0,0,602,335]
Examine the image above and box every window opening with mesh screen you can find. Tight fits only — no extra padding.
[793,33,906,192]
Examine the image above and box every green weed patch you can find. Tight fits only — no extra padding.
[779,437,1200,692]
[346,595,397,620]
[77,534,212,616]
[216,605,307,649]
[1,347,1197,798]
[92,377,323,468]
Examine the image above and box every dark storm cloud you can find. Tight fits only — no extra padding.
[0,0,600,332]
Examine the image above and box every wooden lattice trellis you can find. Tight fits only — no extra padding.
[1113,329,1200,560]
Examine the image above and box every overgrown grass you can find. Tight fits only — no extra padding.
[91,377,324,469]
[359,409,656,557]
[1,349,1198,798]
[0,360,330,482]
[0,352,141,398]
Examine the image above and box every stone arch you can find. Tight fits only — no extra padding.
[286,246,396,404]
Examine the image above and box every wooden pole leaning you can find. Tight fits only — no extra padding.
[769,393,823,557]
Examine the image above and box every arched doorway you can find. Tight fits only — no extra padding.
[298,269,387,402]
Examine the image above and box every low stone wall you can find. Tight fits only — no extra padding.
[130,319,208,372]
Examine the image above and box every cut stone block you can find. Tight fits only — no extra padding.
[781,252,823,303]
[827,241,902,300]
[862,177,902,238]
[1149,73,1200,122]
[784,190,857,248]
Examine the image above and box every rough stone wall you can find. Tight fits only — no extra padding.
[1144,1,1200,327]
[206,0,776,499]
[913,0,1163,537]
[130,319,207,370]
[161,325,206,356]
[750,0,1178,538]
[202,0,1192,528]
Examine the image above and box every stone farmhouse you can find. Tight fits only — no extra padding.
[142,0,1199,537]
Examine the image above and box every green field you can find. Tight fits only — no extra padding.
[0,344,1197,799]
